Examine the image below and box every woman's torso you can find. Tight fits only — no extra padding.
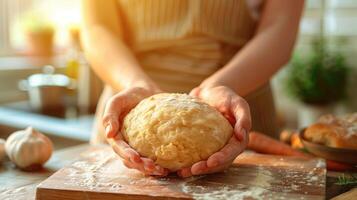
[116,0,259,92]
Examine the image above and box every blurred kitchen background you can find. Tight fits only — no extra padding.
[0,0,356,149]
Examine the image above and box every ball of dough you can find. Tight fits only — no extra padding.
[122,93,233,171]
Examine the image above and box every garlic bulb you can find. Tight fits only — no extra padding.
[5,127,53,170]
[0,138,5,161]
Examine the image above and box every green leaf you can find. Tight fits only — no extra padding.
[284,37,349,105]
[335,174,357,186]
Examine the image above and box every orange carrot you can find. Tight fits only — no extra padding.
[247,131,354,171]
[248,131,308,158]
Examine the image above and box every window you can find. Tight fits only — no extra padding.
[0,0,81,56]
[272,0,357,127]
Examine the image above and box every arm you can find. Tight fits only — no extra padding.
[179,0,304,177]
[201,0,305,96]
[81,0,159,92]
[81,0,166,176]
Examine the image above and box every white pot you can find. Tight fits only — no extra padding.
[297,103,337,128]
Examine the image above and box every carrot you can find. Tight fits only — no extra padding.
[248,131,308,158]
[247,131,354,171]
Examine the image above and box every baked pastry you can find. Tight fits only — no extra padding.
[304,113,357,150]
[122,93,233,171]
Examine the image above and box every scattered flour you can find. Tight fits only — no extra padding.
[291,184,299,191]
[180,166,274,200]
[310,176,318,182]
[315,159,325,168]
[182,185,268,200]
[65,151,123,190]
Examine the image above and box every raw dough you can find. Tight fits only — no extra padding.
[122,93,233,171]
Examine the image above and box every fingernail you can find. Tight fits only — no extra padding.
[132,156,142,164]
[144,163,155,171]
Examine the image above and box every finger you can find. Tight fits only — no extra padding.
[102,95,126,138]
[199,88,236,123]
[103,87,150,138]
[206,136,245,167]
[234,126,249,144]
[123,157,169,176]
[112,139,142,163]
[140,157,168,175]
[141,158,156,172]
[122,159,147,173]
[220,136,246,157]
[189,87,201,97]
[122,157,146,173]
[177,167,193,178]
[141,158,169,176]
[132,157,168,176]
[123,160,149,174]
[194,162,232,176]
[103,113,120,138]
[191,161,209,175]
[231,97,251,140]
[122,159,135,169]
[206,152,225,168]
[232,97,251,130]
[152,166,169,176]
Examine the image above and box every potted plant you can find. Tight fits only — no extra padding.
[284,37,349,127]
[21,13,55,56]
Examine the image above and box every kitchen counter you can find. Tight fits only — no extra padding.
[0,106,92,141]
[0,144,93,200]
[0,144,355,200]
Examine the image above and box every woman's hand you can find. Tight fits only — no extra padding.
[103,86,169,176]
[177,86,251,177]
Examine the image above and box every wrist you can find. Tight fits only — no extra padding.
[200,79,226,90]
[128,79,162,94]
[195,82,238,99]
[200,80,241,96]
[199,82,229,93]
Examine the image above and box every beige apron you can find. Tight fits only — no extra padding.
[91,0,278,144]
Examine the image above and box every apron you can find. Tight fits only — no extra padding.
[91,0,279,144]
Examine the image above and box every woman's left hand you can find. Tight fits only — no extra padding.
[177,86,251,177]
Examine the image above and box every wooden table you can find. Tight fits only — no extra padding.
[0,144,91,200]
[0,144,355,200]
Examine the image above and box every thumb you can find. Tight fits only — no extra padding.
[189,87,201,97]
[103,112,120,138]
[102,94,124,138]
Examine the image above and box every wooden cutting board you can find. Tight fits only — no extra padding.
[36,146,326,200]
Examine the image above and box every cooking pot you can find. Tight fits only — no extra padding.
[19,65,75,116]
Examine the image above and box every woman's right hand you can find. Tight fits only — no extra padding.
[103,86,169,176]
